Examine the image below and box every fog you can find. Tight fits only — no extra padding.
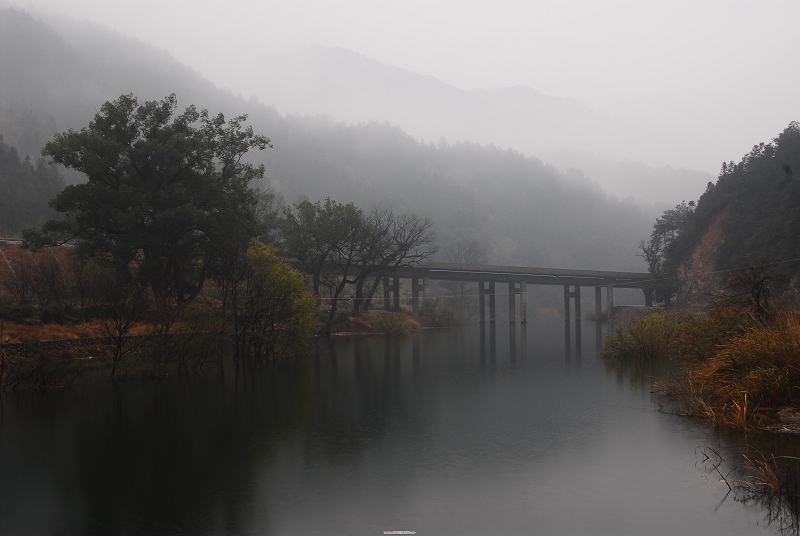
[11,0,798,195]
[0,0,794,204]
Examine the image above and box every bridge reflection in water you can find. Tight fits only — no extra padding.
[476,315,611,363]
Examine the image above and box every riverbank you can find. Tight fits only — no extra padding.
[607,305,665,325]
[0,310,428,389]
[601,305,800,434]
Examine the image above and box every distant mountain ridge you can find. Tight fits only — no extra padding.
[249,45,714,204]
[251,46,613,157]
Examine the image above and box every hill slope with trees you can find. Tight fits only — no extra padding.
[0,135,64,233]
[641,122,800,307]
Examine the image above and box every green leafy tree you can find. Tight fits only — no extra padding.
[639,201,695,306]
[279,197,363,297]
[231,240,316,360]
[34,93,271,306]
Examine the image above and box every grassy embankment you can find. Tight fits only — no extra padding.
[601,305,800,431]
[0,301,425,390]
[602,305,800,528]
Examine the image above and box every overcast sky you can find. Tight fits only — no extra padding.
[12,0,800,174]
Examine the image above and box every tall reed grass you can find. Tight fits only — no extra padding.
[688,311,800,424]
[603,306,800,431]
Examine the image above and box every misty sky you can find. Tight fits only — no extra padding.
[11,0,800,174]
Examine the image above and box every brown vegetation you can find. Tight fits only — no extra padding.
[0,240,318,389]
[602,305,800,432]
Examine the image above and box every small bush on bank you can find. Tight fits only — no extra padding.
[600,311,692,361]
[371,311,417,336]
[671,305,754,363]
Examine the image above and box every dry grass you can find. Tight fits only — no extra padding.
[742,453,786,495]
[0,320,153,343]
[605,305,800,431]
[685,311,800,429]
[367,311,421,336]
[738,453,800,534]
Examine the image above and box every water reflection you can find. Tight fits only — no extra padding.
[696,439,800,536]
[602,337,800,535]
[564,320,571,357]
[596,322,604,355]
[0,323,794,535]
[509,323,516,363]
[479,323,497,363]
[739,458,800,536]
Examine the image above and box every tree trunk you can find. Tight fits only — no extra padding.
[352,278,366,316]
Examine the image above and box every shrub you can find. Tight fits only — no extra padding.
[373,311,413,336]
[688,311,800,412]
[600,311,692,361]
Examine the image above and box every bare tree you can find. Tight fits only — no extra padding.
[354,206,437,315]
[716,255,777,318]
[97,277,148,378]
[280,199,437,333]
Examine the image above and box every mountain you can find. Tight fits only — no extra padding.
[0,8,247,158]
[0,7,656,276]
[249,45,714,204]
[248,46,607,154]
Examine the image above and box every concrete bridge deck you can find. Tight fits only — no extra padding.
[395,262,649,288]
[384,262,652,323]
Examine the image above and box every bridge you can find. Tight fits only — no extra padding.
[383,262,652,323]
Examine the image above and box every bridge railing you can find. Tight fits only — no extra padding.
[393,262,651,288]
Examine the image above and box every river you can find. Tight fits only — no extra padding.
[1,320,796,535]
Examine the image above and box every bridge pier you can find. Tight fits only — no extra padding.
[563,285,581,323]
[489,281,496,323]
[587,285,618,322]
[479,281,485,323]
[508,281,527,324]
[423,276,429,315]
[595,286,602,320]
[382,277,402,312]
[411,277,428,317]
[479,281,496,323]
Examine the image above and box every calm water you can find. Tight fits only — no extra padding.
[0,320,796,535]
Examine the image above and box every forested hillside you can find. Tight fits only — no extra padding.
[0,7,655,271]
[642,122,800,305]
[0,136,64,233]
